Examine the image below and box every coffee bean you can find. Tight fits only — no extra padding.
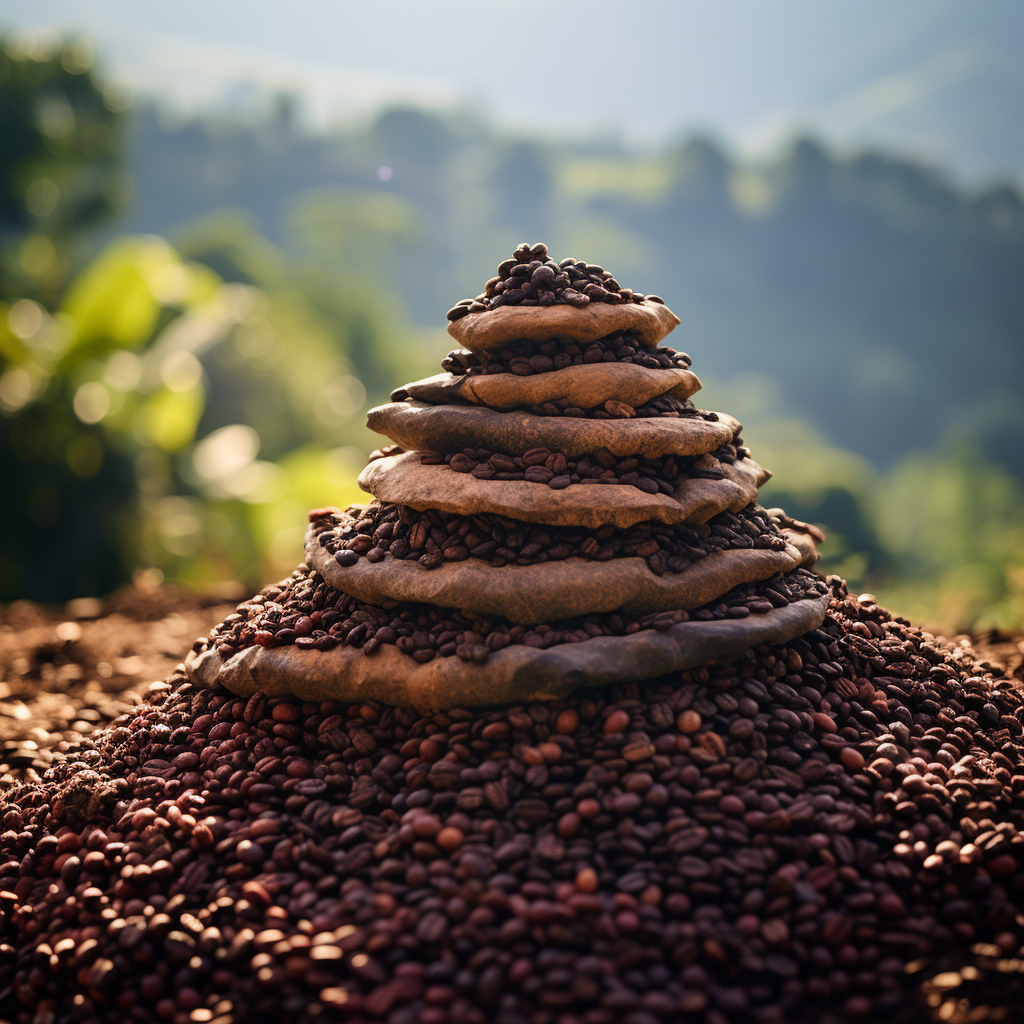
[313,503,783,594]
[206,547,827,669]
[444,328,692,381]
[10,596,1013,1024]
[435,446,735,497]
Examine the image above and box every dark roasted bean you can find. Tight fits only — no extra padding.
[5,578,1020,1024]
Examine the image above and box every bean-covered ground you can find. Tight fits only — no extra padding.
[2,582,1024,1024]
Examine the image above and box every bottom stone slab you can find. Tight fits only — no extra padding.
[186,594,829,711]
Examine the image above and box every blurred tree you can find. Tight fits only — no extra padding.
[874,449,1024,631]
[0,232,375,601]
[0,35,128,306]
[0,238,221,599]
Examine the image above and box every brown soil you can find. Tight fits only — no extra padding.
[0,583,242,783]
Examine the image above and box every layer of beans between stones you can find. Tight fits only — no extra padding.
[199,566,829,664]
[319,505,787,576]
[518,395,702,422]
[440,333,691,378]
[420,442,747,494]
[447,243,662,320]
[5,581,1024,1024]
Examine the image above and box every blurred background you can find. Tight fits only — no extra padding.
[0,0,1022,634]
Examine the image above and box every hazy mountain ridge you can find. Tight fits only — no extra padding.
[114,104,1024,480]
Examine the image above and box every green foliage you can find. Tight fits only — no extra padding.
[0,231,402,601]
[873,450,1024,632]
[0,35,127,305]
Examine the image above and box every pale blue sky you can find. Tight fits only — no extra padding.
[4,0,1022,181]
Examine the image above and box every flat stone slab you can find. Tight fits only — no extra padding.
[358,451,770,528]
[367,401,740,459]
[307,527,807,624]
[187,594,830,711]
[392,364,701,412]
[448,300,681,352]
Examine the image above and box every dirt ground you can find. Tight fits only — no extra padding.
[0,581,241,783]
[2,582,1022,786]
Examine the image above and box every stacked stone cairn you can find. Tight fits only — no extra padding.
[189,243,827,710]
[8,247,1024,1024]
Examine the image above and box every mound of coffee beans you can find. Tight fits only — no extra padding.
[424,443,746,494]
[4,578,1024,1024]
[440,333,692,377]
[317,503,788,575]
[447,243,662,320]
[199,565,828,665]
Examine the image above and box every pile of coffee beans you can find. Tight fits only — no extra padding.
[447,243,661,320]
[199,565,829,665]
[440,333,692,377]
[426,443,746,494]
[4,579,1024,1024]
[317,503,788,575]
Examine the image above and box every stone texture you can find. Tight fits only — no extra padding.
[187,594,829,711]
[358,450,770,528]
[391,364,701,411]
[367,401,740,459]
[447,299,681,352]
[766,511,824,568]
[307,526,807,625]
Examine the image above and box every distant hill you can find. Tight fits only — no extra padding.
[114,103,1024,478]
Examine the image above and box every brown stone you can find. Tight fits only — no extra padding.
[447,299,681,352]
[391,364,701,411]
[357,451,770,529]
[672,458,770,523]
[367,401,740,459]
[187,595,829,711]
[306,526,806,625]
[771,516,823,568]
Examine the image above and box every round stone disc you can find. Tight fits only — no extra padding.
[187,594,830,711]
[357,451,769,529]
[448,300,681,352]
[367,401,740,459]
[307,529,807,625]
[391,364,701,412]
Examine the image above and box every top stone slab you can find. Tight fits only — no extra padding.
[448,300,681,352]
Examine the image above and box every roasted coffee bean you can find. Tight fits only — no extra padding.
[429,444,741,498]
[441,328,692,379]
[448,246,652,314]
[4,579,1023,1024]
[315,501,778,584]
[200,552,826,666]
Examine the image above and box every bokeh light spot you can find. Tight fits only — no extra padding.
[104,350,143,391]
[160,351,203,392]
[0,368,34,413]
[193,424,260,481]
[60,39,94,75]
[8,299,44,339]
[377,165,393,182]
[314,375,366,425]
[73,381,111,424]
[25,178,59,217]
[36,94,75,139]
